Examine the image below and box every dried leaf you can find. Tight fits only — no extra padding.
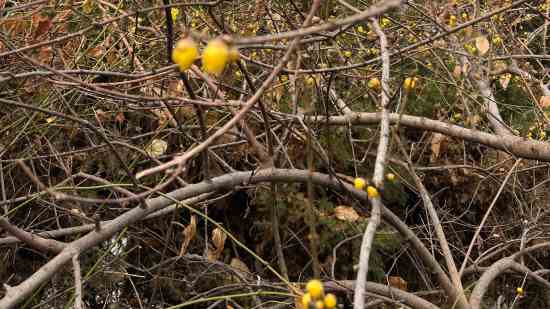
[452,65,462,78]
[388,276,408,291]
[179,215,196,256]
[334,206,360,222]
[208,227,227,261]
[539,96,550,108]
[114,112,125,125]
[475,36,490,56]
[82,0,94,14]
[499,74,511,89]
[212,227,227,250]
[146,139,168,158]
[88,45,103,58]
[33,15,52,38]
[230,257,250,274]
[462,63,471,76]
[430,133,447,162]
[38,46,53,64]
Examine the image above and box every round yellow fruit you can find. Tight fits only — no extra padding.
[172,38,198,72]
[324,293,337,309]
[367,77,381,91]
[315,300,325,309]
[306,280,323,299]
[386,173,396,182]
[202,38,229,75]
[354,177,366,190]
[516,287,524,295]
[367,186,379,198]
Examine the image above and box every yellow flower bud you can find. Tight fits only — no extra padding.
[315,300,325,309]
[354,178,366,190]
[367,78,381,91]
[302,293,312,308]
[202,38,229,75]
[324,293,337,309]
[172,38,198,72]
[449,15,457,27]
[306,280,323,299]
[170,7,179,21]
[367,186,379,198]
[403,77,418,91]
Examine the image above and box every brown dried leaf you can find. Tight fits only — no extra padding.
[145,139,168,158]
[230,257,250,274]
[539,96,550,108]
[114,112,125,125]
[88,45,103,58]
[388,276,408,291]
[38,46,53,64]
[179,215,196,256]
[212,227,227,250]
[430,133,447,162]
[466,114,481,127]
[475,36,490,56]
[499,74,511,89]
[33,15,52,38]
[334,206,360,222]
[452,65,462,79]
[462,62,470,75]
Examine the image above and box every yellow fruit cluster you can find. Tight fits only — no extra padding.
[301,280,337,309]
[171,37,239,75]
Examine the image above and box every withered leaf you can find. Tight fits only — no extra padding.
[334,206,360,222]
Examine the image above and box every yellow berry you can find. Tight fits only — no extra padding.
[343,50,352,58]
[324,294,337,309]
[403,77,417,91]
[354,177,366,190]
[306,280,323,299]
[380,17,391,28]
[172,38,198,72]
[302,293,312,307]
[367,186,379,198]
[516,287,524,295]
[306,76,316,86]
[386,173,396,182]
[202,38,229,75]
[315,300,325,309]
[367,78,381,91]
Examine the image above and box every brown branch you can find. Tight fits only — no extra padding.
[0,168,455,308]
[305,112,550,162]
[0,217,66,253]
